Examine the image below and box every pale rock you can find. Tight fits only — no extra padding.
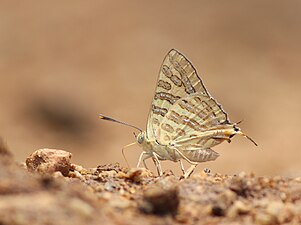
[26,148,72,176]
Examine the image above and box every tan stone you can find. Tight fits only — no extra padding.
[26,148,72,176]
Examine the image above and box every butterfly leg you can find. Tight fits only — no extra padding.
[152,152,163,176]
[173,148,198,166]
[137,151,151,169]
[143,158,149,170]
[184,164,198,179]
[179,160,185,175]
[173,148,198,178]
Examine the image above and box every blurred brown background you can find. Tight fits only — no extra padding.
[1,1,300,177]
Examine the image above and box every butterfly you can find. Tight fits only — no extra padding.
[99,49,257,178]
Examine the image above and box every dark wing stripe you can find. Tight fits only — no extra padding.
[154,92,181,104]
[151,105,168,117]
[158,80,172,90]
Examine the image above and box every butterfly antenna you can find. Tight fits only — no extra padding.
[99,114,142,133]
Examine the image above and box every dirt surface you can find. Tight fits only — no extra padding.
[1,147,300,225]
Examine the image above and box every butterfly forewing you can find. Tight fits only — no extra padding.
[147,49,229,148]
[147,49,212,140]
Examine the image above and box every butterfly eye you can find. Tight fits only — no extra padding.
[137,134,144,144]
[234,127,240,132]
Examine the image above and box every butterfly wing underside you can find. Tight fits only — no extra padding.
[147,49,209,139]
[158,94,228,162]
[146,49,230,162]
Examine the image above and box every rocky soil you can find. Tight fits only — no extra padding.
[0,141,300,225]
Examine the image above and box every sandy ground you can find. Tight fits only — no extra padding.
[0,147,300,225]
[1,1,301,177]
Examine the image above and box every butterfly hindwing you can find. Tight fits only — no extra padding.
[180,148,220,162]
[156,93,228,147]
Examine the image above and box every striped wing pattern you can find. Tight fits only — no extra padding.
[146,49,230,162]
